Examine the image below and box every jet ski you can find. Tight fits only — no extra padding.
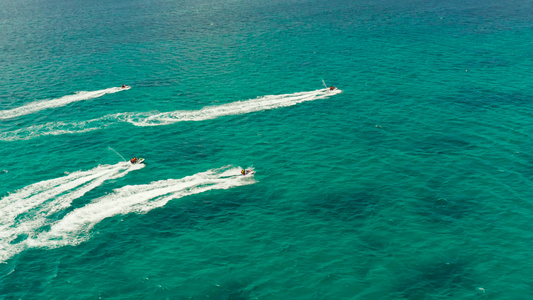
[130,157,145,164]
[241,169,254,176]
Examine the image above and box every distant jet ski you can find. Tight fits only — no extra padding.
[322,79,338,92]
[240,169,254,176]
[121,84,130,89]
[130,157,145,164]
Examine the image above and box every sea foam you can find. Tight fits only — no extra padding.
[0,88,341,141]
[0,165,254,262]
[0,161,143,262]
[0,86,129,120]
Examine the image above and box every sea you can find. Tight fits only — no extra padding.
[1,0,533,299]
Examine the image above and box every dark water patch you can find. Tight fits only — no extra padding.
[0,250,61,299]
[122,186,260,240]
[448,88,532,111]
[354,123,397,152]
[132,78,178,88]
[177,137,224,163]
[67,233,132,265]
[136,199,244,238]
[462,47,513,69]
[392,258,476,299]
[358,233,394,255]
[470,57,512,68]
[305,188,384,224]
[32,240,151,299]
[412,194,483,226]
[199,280,251,300]
[510,151,533,179]
[141,129,224,168]
[409,134,475,156]
[176,188,248,220]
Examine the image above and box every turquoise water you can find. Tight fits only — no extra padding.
[1,0,533,298]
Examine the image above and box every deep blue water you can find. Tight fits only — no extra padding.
[1,0,533,298]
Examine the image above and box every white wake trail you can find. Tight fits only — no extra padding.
[123,88,342,126]
[33,166,256,249]
[0,88,341,141]
[0,119,105,141]
[0,86,129,120]
[0,162,143,262]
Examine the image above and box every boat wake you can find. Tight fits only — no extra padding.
[122,88,342,126]
[0,165,254,262]
[0,161,143,262]
[0,88,341,141]
[0,86,129,120]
